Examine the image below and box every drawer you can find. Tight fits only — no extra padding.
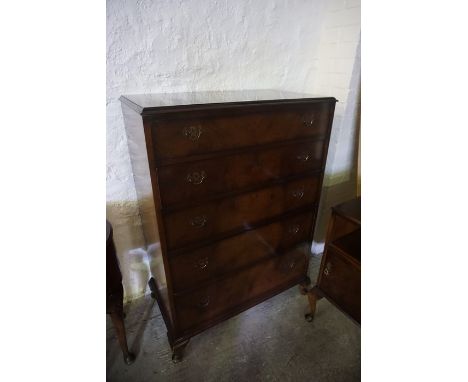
[169,211,315,291]
[318,246,361,323]
[150,103,332,160]
[163,175,320,250]
[174,245,309,332]
[158,140,325,206]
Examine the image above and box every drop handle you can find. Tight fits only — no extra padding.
[324,262,332,277]
[198,296,210,308]
[190,215,207,228]
[296,153,311,162]
[195,257,209,270]
[183,125,203,141]
[187,170,207,185]
[289,260,296,269]
[292,188,305,199]
[302,118,315,127]
[288,224,300,234]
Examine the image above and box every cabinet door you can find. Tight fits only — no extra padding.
[319,247,360,323]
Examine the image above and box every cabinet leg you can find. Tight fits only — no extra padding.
[299,276,311,295]
[148,277,158,299]
[171,339,190,363]
[304,287,318,322]
[110,309,136,365]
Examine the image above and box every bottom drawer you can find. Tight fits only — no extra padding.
[174,245,309,332]
[318,247,361,323]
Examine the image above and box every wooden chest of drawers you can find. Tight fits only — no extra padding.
[120,90,336,361]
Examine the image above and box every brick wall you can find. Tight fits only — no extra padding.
[311,0,361,255]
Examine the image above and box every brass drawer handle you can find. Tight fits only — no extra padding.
[289,260,296,269]
[198,296,210,308]
[190,215,207,228]
[324,262,332,277]
[195,257,209,270]
[302,118,315,128]
[183,125,202,141]
[187,170,207,185]
[296,153,310,162]
[292,188,305,199]
[288,224,300,234]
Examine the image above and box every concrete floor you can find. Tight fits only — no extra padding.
[106,255,360,381]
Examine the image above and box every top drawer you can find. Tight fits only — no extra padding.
[149,102,333,160]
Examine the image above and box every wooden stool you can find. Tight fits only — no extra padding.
[106,220,135,365]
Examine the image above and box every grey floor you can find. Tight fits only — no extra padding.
[106,255,360,381]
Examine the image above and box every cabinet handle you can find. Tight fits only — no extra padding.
[195,257,209,270]
[289,260,296,269]
[187,170,207,185]
[288,224,300,234]
[324,262,332,277]
[296,153,310,162]
[183,125,202,141]
[302,118,315,128]
[292,188,305,199]
[190,215,207,228]
[198,296,210,308]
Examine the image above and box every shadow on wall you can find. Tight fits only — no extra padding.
[106,200,163,302]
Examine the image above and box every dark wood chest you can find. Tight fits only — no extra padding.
[120,90,336,360]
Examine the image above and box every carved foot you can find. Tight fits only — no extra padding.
[304,286,318,322]
[171,339,189,363]
[124,352,136,365]
[148,277,158,299]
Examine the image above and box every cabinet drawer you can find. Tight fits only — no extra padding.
[169,211,314,291]
[158,140,325,206]
[318,247,360,323]
[163,175,320,250]
[174,245,309,332]
[151,103,332,160]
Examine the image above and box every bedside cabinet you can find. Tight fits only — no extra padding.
[120,90,337,361]
[305,197,361,324]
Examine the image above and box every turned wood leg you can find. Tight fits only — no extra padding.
[110,307,136,365]
[304,289,318,322]
[171,339,190,363]
[148,277,158,299]
[299,276,311,295]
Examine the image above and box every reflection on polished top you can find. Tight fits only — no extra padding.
[120,89,337,114]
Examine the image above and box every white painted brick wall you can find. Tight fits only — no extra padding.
[106,0,360,300]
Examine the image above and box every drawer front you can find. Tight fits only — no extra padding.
[174,245,309,332]
[158,140,325,206]
[169,211,315,291]
[319,247,361,323]
[164,175,320,250]
[151,103,332,160]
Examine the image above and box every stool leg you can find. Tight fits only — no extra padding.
[110,305,135,365]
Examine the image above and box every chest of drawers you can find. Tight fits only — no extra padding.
[120,90,336,361]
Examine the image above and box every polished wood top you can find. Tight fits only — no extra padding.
[332,197,361,225]
[120,89,337,115]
